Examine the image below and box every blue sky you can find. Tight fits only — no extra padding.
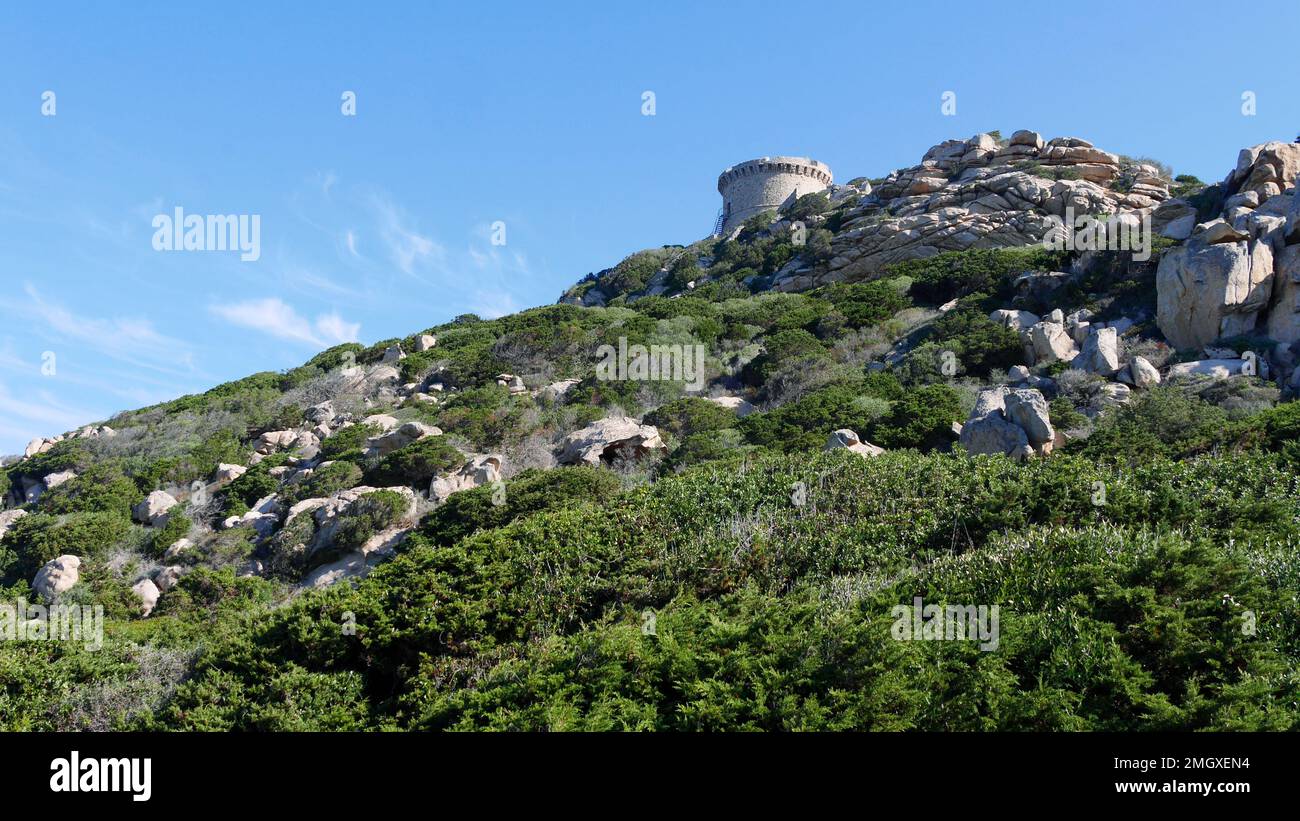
[0,0,1295,454]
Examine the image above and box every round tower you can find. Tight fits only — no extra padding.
[716,156,833,236]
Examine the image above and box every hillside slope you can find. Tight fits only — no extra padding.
[2,131,1299,731]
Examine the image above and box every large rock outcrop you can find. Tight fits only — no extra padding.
[558,417,665,465]
[781,133,1170,290]
[1156,147,1297,350]
[959,387,1054,458]
[1156,232,1276,349]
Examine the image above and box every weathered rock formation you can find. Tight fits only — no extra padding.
[824,429,884,457]
[133,490,178,527]
[430,455,503,504]
[780,132,1170,291]
[960,387,1054,458]
[32,555,81,601]
[559,417,665,465]
[1156,147,1297,350]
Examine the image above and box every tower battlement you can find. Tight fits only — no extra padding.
[716,156,833,235]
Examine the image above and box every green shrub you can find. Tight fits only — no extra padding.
[662,428,752,471]
[815,281,911,329]
[39,463,139,518]
[264,512,318,579]
[1049,397,1088,431]
[741,378,900,452]
[604,250,671,295]
[1070,386,1229,463]
[332,490,409,555]
[286,461,364,506]
[364,438,463,488]
[927,305,1025,378]
[422,386,530,450]
[150,512,192,557]
[893,248,1068,305]
[740,329,827,387]
[1170,174,1205,199]
[1,512,133,585]
[222,462,284,514]
[414,467,621,549]
[319,424,381,464]
[874,385,961,449]
[783,191,830,221]
[155,448,1300,731]
[644,397,739,440]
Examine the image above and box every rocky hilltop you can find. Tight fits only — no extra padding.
[564,130,1300,393]
[3,129,1300,732]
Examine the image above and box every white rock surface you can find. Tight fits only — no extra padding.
[0,509,29,541]
[133,490,178,527]
[1004,389,1054,447]
[538,378,581,402]
[163,538,193,561]
[367,421,442,457]
[1156,239,1273,349]
[1167,359,1247,379]
[32,555,81,600]
[362,414,401,433]
[1028,321,1079,364]
[558,417,665,465]
[990,309,1040,333]
[430,455,504,504]
[1073,327,1121,375]
[214,463,247,482]
[707,395,755,417]
[1129,356,1161,388]
[959,388,1029,456]
[153,565,184,593]
[43,470,78,489]
[824,429,884,457]
[132,578,161,617]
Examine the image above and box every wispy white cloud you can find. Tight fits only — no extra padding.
[370,194,446,280]
[279,261,363,300]
[0,283,198,378]
[0,378,108,454]
[209,297,360,348]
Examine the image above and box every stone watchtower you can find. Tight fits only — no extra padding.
[716,156,833,236]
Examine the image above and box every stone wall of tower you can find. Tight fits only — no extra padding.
[717,157,833,235]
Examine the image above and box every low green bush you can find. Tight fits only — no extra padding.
[644,397,739,440]
[1,512,133,585]
[365,438,463,488]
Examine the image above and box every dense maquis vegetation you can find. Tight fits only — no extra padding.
[130,450,1300,729]
[2,241,1298,731]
